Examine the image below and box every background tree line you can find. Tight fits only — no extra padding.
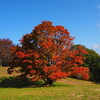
[0,38,14,66]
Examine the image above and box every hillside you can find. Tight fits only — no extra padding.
[0,67,96,85]
[58,77,96,85]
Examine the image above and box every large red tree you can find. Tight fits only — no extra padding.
[8,21,89,85]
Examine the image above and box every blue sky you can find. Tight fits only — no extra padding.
[0,0,100,54]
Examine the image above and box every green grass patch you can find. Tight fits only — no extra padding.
[0,83,100,100]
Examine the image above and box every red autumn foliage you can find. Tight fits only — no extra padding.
[71,67,90,80]
[8,21,90,85]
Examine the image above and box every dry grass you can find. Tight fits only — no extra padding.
[58,77,96,85]
[0,67,11,77]
[0,66,21,77]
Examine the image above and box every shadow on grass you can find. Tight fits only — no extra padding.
[93,81,100,85]
[0,77,71,88]
[0,77,43,88]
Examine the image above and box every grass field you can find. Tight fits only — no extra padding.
[0,67,100,100]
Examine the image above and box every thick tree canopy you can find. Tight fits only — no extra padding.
[8,21,89,85]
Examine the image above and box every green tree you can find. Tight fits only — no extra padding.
[72,44,100,82]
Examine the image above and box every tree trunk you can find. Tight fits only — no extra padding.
[42,78,54,86]
[0,59,2,67]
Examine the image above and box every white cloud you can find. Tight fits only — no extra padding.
[97,4,100,9]
[97,23,100,28]
[93,44,100,49]
[92,44,100,55]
